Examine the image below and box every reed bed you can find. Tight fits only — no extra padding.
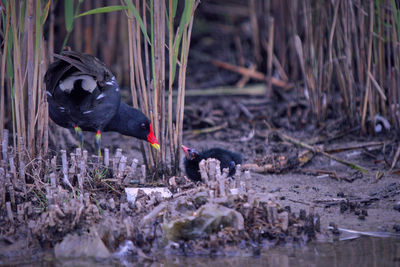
[252,0,400,132]
[0,0,50,163]
[1,0,400,180]
[1,0,198,179]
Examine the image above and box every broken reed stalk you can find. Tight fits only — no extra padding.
[266,17,274,95]
[197,158,250,197]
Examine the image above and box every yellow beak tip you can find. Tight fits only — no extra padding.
[151,143,160,151]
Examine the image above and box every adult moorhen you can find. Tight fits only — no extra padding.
[45,51,160,155]
[182,145,242,182]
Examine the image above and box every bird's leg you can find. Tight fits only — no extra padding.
[74,125,84,148]
[95,130,102,157]
[229,161,236,173]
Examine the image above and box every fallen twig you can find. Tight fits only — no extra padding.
[140,202,167,226]
[180,84,267,97]
[242,155,288,173]
[237,102,254,120]
[328,226,400,238]
[211,59,293,90]
[301,169,340,181]
[325,141,386,154]
[277,131,368,174]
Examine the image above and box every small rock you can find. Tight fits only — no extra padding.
[55,228,111,259]
[163,203,244,241]
[269,187,281,193]
[108,198,116,211]
[278,211,289,231]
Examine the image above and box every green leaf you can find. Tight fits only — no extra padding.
[6,34,13,81]
[172,0,178,19]
[65,0,74,32]
[20,0,26,33]
[124,0,150,44]
[35,0,41,53]
[76,5,128,18]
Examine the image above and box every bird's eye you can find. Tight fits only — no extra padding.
[140,123,146,129]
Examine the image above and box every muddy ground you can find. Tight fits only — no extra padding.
[101,93,399,234]
[98,93,400,238]
[183,96,399,234]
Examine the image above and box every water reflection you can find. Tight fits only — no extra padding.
[161,237,400,267]
[3,236,400,266]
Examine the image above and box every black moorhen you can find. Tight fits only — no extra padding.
[182,145,242,182]
[45,51,160,155]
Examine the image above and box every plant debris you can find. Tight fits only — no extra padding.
[0,147,324,261]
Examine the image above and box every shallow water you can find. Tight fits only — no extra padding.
[3,236,400,267]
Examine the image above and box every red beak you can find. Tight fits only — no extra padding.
[181,145,190,157]
[147,124,160,150]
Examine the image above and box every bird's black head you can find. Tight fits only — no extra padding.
[181,145,199,161]
[107,104,160,150]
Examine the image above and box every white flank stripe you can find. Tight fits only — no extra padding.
[96,93,105,100]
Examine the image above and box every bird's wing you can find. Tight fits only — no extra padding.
[45,60,73,94]
[55,51,113,83]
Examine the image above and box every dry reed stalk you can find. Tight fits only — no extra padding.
[249,0,261,64]
[266,17,274,95]
[152,0,166,173]
[48,3,55,62]
[361,1,375,133]
[126,0,153,169]
[0,2,10,152]
[167,0,174,169]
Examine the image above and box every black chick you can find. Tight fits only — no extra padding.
[182,145,242,182]
[45,51,160,155]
